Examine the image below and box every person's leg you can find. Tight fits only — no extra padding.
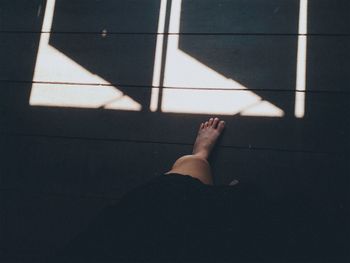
[165,117,225,185]
[165,155,213,185]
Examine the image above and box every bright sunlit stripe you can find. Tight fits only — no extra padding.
[298,0,308,35]
[150,0,168,112]
[162,0,181,87]
[168,0,182,33]
[295,0,308,118]
[32,0,55,82]
[41,0,55,31]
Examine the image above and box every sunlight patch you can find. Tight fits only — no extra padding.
[294,0,308,118]
[31,0,305,117]
[151,0,285,117]
[30,0,141,111]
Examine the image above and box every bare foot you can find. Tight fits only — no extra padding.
[192,117,225,160]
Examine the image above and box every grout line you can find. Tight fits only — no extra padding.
[0,31,350,36]
[0,131,341,155]
[0,79,349,94]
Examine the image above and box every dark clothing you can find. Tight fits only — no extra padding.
[53,173,340,262]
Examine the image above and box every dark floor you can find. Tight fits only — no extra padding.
[0,0,349,262]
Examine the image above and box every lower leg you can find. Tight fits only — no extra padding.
[165,117,225,185]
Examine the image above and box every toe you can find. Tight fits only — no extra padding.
[208,118,214,126]
[217,121,225,132]
[204,121,209,128]
[199,123,204,130]
[213,117,219,128]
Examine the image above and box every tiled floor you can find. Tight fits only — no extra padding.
[0,0,349,261]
